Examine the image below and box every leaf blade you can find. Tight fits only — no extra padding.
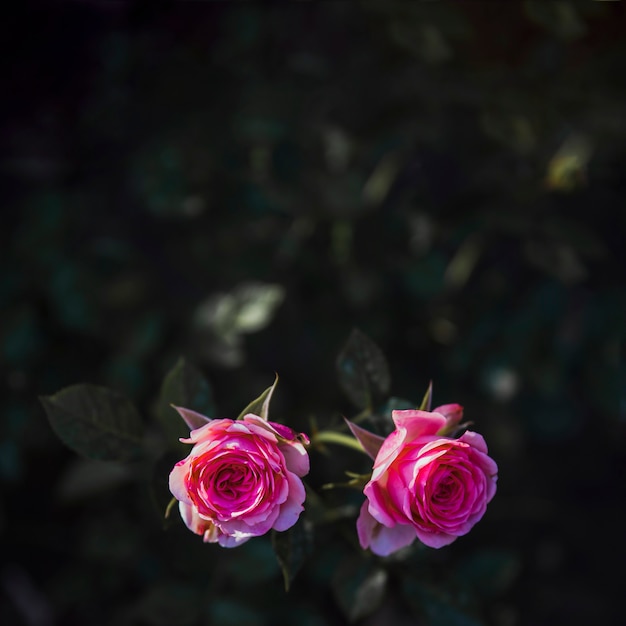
[336,329,391,410]
[236,373,279,421]
[41,384,144,462]
[271,517,314,591]
[156,357,215,446]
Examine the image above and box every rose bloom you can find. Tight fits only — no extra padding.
[357,408,497,556]
[169,413,309,547]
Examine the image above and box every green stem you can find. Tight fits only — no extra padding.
[311,430,366,454]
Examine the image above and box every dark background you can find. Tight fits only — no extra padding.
[1,1,625,625]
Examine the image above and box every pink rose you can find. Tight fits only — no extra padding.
[356,407,497,556]
[169,412,310,548]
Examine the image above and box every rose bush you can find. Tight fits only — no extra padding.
[357,407,498,556]
[169,410,309,547]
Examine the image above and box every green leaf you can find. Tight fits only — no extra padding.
[418,380,433,411]
[157,358,215,447]
[40,384,144,461]
[271,517,314,591]
[336,329,391,410]
[332,556,388,622]
[237,373,279,421]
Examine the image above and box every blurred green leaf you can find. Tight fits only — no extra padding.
[156,357,215,448]
[336,329,391,410]
[208,599,264,626]
[377,396,415,424]
[332,556,388,622]
[456,549,521,597]
[40,384,143,461]
[525,0,587,40]
[237,373,279,420]
[402,578,484,626]
[194,282,285,337]
[55,458,132,502]
[271,517,314,591]
[124,582,200,626]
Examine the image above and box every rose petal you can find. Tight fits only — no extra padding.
[357,501,417,556]
[272,472,306,532]
[414,525,458,549]
[392,410,447,439]
[278,440,310,477]
[169,459,192,504]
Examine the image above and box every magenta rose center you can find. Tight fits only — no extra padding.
[187,436,285,519]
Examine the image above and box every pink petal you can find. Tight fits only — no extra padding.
[414,526,458,549]
[433,403,464,431]
[168,459,192,504]
[370,429,406,479]
[272,472,306,532]
[364,481,403,527]
[357,501,417,556]
[279,440,310,477]
[392,410,446,439]
[457,430,489,454]
[180,419,223,444]
[217,531,252,548]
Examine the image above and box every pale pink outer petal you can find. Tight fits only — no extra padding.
[217,532,252,548]
[181,418,228,444]
[179,501,205,534]
[370,429,406,481]
[272,471,306,532]
[169,458,192,504]
[457,429,488,453]
[241,413,279,434]
[218,506,280,539]
[278,441,309,477]
[243,414,310,476]
[357,501,417,557]
[391,410,447,441]
[179,502,230,545]
[433,403,464,429]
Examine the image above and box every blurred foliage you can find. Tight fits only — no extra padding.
[2,1,625,625]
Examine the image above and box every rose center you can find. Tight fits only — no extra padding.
[213,464,252,499]
[432,471,459,504]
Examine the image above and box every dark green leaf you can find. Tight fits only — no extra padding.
[271,517,314,591]
[157,358,215,447]
[237,373,279,421]
[332,556,388,622]
[41,384,143,461]
[336,329,391,410]
[456,549,521,597]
